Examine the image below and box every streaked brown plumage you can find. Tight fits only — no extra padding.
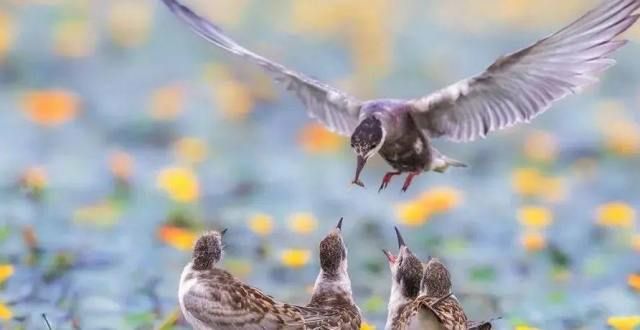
[178,220,360,330]
[393,258,496,330]
[162,0,640,192]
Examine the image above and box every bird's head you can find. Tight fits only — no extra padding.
[318,218,348,276]
[421,257,452,298]
[350,116,385,187]
[192,229,227,271]
[383,227,423,301]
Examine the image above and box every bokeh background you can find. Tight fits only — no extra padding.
[0,0,639,329]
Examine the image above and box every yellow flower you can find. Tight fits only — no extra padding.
[298,123,345,153]
[596,101,640,157]
[288,213,318,235]
[419,186,462,213]
[213,79,254,120]
[0,10,16,60]
[248,213,274,237]
[628,273,640,292]
[108,0,152,48]
[22,90,79,127]
[514,326,540,330]
[73,200,120,227]
[280,249,311,269]
[518,206,553,229]
[0,264,14,284]
[0,301,12,320]
[157,167,200,203]
[395,201,431,227]
[512,168,544,197]
[148,83,185,121]
[596,202,636,229]
[174,137,208,165]
[633,235,640,252]
[360,322,376,330]
[523,130,558,163]
[20,166,48,191]
[109,150,134,181]
[608,316,640,330]
[520,231,546,252]
[511,168,567,202]
[53,19,96,58]
[158,225,198,251]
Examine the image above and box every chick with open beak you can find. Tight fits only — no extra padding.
[383,227,424,330]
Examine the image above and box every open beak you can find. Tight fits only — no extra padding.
[394,226,406,248]
[382,249,396,263]
[351,155,366,188]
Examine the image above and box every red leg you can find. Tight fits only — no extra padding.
[378,171,402,192]
[401,172,421,192]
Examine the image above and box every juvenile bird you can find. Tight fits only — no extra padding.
[395,257,495,330]
[382,227,425,330]
[163,0,640,192]
[178,220,360,330]
[301,217,362,329]
[383,228,495,330]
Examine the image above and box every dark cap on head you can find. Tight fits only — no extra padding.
[422,258,452,297]
[351,116,383,156]
[396,251,423,299]
[319,221,347,275]
[192,231,224,271]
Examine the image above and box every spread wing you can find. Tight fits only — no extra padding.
[182,273,305,330]
[410,0,640,142]
[162,0,362,136]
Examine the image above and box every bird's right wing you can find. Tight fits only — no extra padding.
[183,278,306,330]
[410,0,640,142]
[162,0,362,136]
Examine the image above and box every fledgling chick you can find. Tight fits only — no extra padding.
[301,217,362,329]
[163,0,640,192]
[178,220,361,330]
[396,257,496,330]
[178,229,306,329]
[382,227,425,330]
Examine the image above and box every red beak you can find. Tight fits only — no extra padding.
[382,249,396,263]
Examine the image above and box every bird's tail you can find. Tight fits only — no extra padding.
[431,148,468,173]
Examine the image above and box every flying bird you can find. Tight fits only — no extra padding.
[178,220,360,330]
[162,0,640,192]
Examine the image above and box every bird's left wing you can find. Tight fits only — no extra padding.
[162,0,362,136]
[419,296,468,330]
[410,0,640,142]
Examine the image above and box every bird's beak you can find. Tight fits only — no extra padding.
[220,228,228,237]
[351,155,366,188]
[394,226,406,248]
[382,249,396,263]
[336,217,344,231]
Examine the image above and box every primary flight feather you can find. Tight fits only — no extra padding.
[163,0,639,192]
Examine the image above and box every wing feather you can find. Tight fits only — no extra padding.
[411,0,640,142]
[162,0,362,135]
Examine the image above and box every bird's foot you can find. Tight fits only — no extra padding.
[401,172,420,192]
[378,171,401,192]
[351,179,365,188]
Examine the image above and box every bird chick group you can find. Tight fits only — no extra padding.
[179,220,497,330]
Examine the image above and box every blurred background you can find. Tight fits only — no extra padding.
[0,0,639,329]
